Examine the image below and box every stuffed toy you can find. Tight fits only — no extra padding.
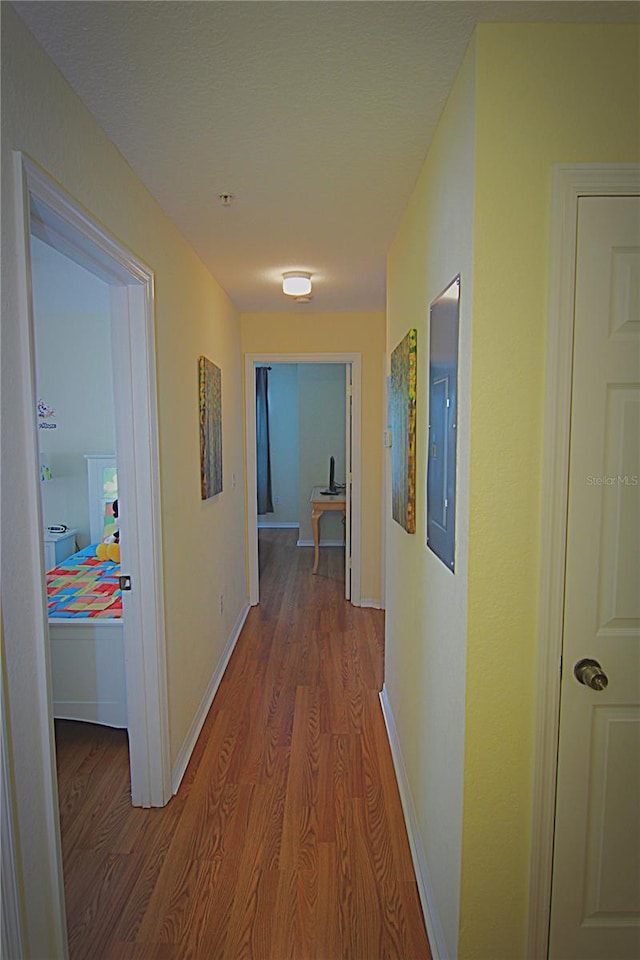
[96,499,120,563]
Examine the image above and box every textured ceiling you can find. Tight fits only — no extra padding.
[13,1,639,312]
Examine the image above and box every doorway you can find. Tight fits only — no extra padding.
[18,157,171,810]
[529,164,640,960]
[256,362,349,592]
[245,352,362,606]
[30,231,133,753]
[549,192,639,959]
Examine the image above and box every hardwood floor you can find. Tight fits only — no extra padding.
[55,529,431,959]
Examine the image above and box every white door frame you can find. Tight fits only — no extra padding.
[4,153,171,958]
[1,689,27,959]
[19,155,172,808]
[344,362,353,600]
[528,163,640,959]
[245,352,362,606]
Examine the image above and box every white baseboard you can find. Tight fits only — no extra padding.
[379,685,448,960]
[171,600,250,794]
[356,598,383,609]
[296,539,345,548]
[257,521,299,529]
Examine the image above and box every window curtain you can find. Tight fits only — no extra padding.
[256,367,274,515]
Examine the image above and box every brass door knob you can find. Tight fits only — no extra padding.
[573,658,608,691]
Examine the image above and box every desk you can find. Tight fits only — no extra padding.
[310,486,346,574]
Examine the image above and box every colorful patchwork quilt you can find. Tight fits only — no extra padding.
[46,545,122,619]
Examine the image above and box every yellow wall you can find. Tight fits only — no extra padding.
[151,240,246,764]
[241,311,385,604]
[1,9,247,952]
[2,5,248,769]
[387,21,639,960]
[463,24,639,959]
[386,38,476,957]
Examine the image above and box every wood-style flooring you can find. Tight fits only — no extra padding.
[55,529,431,959]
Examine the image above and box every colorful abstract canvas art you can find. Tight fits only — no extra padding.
[198,356,223,499]
[390,328,417,533]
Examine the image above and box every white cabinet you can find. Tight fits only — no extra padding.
[43,529,78,570]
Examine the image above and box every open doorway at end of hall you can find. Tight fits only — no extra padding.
[21,159,170,812]
[246,354,362,607]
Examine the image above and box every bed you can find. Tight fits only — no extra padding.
[47,455,127,728]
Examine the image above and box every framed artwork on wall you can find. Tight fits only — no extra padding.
[426,276,460,570]
[390,328,417,533]
[198,355,223,499]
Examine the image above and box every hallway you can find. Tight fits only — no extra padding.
[55,529,431,958]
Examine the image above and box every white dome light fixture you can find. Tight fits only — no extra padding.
[282,271,312,297]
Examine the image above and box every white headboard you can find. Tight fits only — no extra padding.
[85,455,117,544]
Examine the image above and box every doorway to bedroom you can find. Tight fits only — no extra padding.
[12,156,170,955]
[30,234,128,738]
[21,159,170,812]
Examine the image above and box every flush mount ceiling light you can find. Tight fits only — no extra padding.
[282,271,312,297]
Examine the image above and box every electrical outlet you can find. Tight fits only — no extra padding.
[274,496,281,504]
[219,594,224,614]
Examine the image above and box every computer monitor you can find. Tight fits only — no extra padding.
[328,455,337,494]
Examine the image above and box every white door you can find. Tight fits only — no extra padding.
[550,195,640,959]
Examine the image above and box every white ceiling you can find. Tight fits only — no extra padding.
[13,1,639,313]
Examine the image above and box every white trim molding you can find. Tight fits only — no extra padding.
[20,155,171,810]
[4,152,172,957]
[1,692,27,960]
[379,686,447,960]
[356,598,383,610]
[528,163,640,960]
